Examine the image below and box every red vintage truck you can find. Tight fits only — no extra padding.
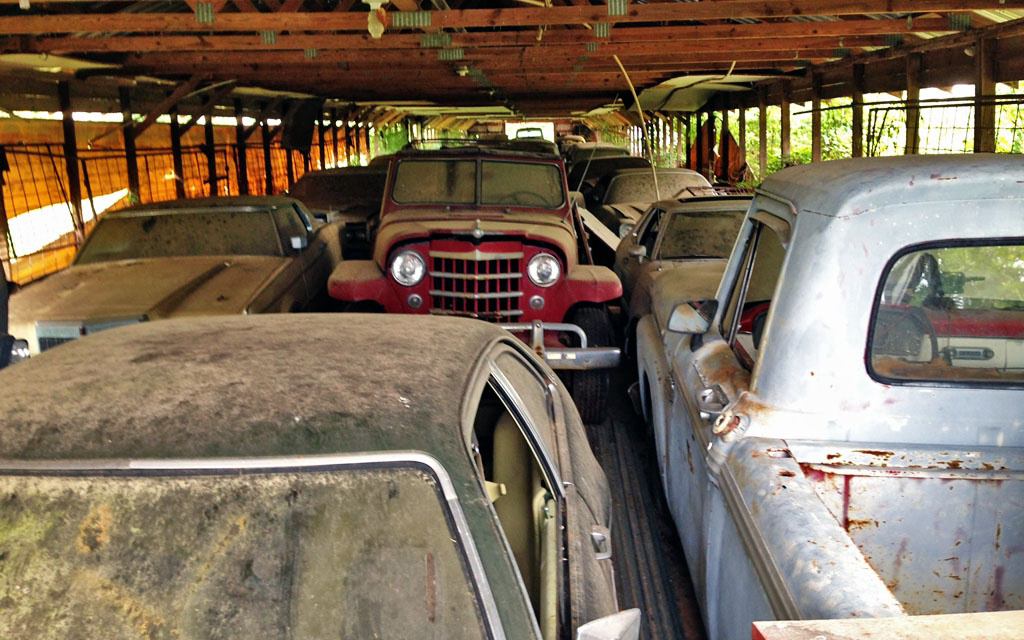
[328,143,622,421]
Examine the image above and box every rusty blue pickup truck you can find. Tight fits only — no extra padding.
[635,154,1024,639]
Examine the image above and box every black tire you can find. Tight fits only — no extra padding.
[567,306,613,424]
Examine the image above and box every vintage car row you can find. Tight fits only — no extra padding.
[0,313,639,639]
[8,195,345,354]
[634,154,1024,639]
[585,167,714,238]
[327,143,624,423]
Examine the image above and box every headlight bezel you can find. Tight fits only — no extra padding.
[527,252,561,287]
[389,249,427,287]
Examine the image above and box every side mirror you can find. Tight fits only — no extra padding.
[628,245,646,259]
[290,235,309,251]
[668,301,714,334]
[576,609,641,640]
[619,222,635,238]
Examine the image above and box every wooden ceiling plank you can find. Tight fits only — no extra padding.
[0,3,1015,35]
[131,74,206,139]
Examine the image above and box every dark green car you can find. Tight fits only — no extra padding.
[0,314,638,639]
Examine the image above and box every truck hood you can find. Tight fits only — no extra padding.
[9,255,288,326]
[374,209,577,263]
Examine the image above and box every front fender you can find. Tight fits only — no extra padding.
[327,260,402,309]
[566,265,622,305]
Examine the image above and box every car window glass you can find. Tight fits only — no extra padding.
[493,350,556,451]
[658,210,744,260]
[480,161,565,209]
[869,242,1024,385]
[75,210,284,263]
[639,209,663,256]
[273,206,309,247]
[721,219,787,369]
[0,466,489,639]
[392,159,476,204]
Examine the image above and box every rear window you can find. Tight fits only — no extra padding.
[0,461,488,639]
[76,209,283,264]
[658,209,745,260]
[869,242,1024,385]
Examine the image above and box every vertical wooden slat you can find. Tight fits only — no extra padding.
[758,85,768,179]
[317,113,326,170]
[58,81,85,236]
[852,63,865,158]
[331,108,339,168]
[204,97,218,196]
[811,72,822,163]
[721,97,730,183]
[905,53,922,155]
[684,113,691,169]
[694,110,704,177]
[974,36,996,153]
[261,111,273,195]
[119,86,141,204]
[235,99,249,195]
[169,105,186,199]
[780,81,791,165]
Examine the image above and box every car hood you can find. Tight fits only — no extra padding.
[374,209,577,262]
[9,255,288,326]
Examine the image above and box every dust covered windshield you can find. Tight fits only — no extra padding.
[75,209,284,264]
[659,209,745,260]
[0,463,488,639]
[392,158,565,209]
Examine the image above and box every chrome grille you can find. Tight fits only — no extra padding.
[429,250,523,320]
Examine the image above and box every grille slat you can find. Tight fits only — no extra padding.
[429,250,523,320]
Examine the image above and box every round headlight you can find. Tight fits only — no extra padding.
[527,253,561,287]
[390,249,426,286]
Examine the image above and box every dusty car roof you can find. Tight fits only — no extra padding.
[109,194,306,215]
[0,313,506,462]
[396,144,562,163]
[757,154,1024,219]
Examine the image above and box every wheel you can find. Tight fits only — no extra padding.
[566,306,613,424]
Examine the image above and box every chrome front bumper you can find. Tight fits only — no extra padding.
[498,320,621,371]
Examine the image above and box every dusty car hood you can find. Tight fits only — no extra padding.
[374,209,577,263]
[9,255,288,325]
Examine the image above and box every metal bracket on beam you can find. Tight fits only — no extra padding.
[438,47,464,61]
[949,14,971,31]
[391,11,431,28]
[420,33,452,48]
[586,41,600,51]
[607,0,626,17]
[261,31,277,44]
[593,23,610,38]
[195,2,216,24]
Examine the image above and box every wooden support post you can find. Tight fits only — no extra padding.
[345,120,353,166]
[780,81,791,166]
[676,117,684,167]
[852,63,865,158]
[331,108,339,168]
[684,114,691,169]
[974,37,996,153]
[721,98,730,183]
[234,99,249,195]
[317,114,326,170]
[58,81,85,237]
[811,72,822,163]
[758,86,768,179]
[261,111,273,195]
[364,125,372,164]
[169,106,186,199]
[694,111,704,177]
[1,146,13,265]
[204,98,218,196]
[118,87,141,205]
[739,102,747,167]
[905,53,922,155]
[355,122,363,165]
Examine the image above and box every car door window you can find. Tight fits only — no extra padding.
[638,208,664,258]
[720,216,788,369]
[470,347,563,640]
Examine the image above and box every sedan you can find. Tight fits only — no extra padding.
[0,313,639,640]
[8,195,344,353]
[615,195,749,349]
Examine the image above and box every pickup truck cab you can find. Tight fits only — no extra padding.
[328,144,622,422]
[635,154,1024,639]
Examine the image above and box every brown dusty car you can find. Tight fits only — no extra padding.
[0,313,639,640]
[327,144,622,422]
[8,195,343,354]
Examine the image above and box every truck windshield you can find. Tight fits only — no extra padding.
[870,242,1024,384]
[76,209,284,264]
[0,463,488,639]
[392,158,565,209]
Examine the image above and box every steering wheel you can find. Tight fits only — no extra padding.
[498,190,549,207]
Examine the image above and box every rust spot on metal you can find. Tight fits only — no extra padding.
[854,449,895,460]
[826,452,841,461]
[779,470,796,477]
[77,504,112,553]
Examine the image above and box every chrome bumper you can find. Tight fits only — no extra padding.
[497,320,621,371]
